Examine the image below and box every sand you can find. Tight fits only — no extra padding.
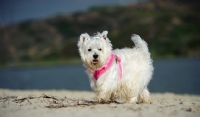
[0,89,200,117]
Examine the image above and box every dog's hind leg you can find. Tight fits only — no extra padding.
[139,88,150,104]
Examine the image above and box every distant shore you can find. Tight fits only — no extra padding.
[0,58,82,69]
[0,89,199,117]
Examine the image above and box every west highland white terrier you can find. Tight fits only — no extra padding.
[77,31,153,103]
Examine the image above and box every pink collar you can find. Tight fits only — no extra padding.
[94,54,123,80]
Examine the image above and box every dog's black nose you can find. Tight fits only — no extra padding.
[93,54,98,59]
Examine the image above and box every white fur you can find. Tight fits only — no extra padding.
[78,31,153,103]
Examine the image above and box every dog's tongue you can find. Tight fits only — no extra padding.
[93,60,98,65]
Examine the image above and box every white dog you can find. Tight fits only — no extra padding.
[78,31,153,103]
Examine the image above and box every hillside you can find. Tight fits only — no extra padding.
[0,0,199,67]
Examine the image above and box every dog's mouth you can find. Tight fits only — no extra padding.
[92,60,98,65]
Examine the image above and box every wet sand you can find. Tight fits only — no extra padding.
[0,89,200,117]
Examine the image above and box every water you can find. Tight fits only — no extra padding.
[0,65,90,90]
[0,59,200,94]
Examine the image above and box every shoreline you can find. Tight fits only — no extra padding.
[1,57,199,70]
[0,89,200,117]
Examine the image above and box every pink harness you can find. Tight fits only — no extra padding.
[94,54,123,80]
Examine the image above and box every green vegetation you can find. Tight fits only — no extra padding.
[0,0,199,67]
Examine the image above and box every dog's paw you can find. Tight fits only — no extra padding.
[129,97,138,104]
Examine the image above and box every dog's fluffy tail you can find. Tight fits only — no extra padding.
[131,34,148,52]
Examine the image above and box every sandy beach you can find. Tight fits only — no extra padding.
[0,89,200,117]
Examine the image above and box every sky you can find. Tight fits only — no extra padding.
[0,0,148,26]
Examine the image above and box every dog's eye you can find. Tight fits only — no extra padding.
[99,48,102,51]
[88,49,92,52]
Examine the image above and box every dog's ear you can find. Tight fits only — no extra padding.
[80,33,90,42]
[101,31,108,40]
[78,33,90,47]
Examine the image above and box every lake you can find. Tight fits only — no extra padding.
[0,59,200,94]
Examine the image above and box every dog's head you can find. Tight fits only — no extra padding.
[78,31,112,71]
